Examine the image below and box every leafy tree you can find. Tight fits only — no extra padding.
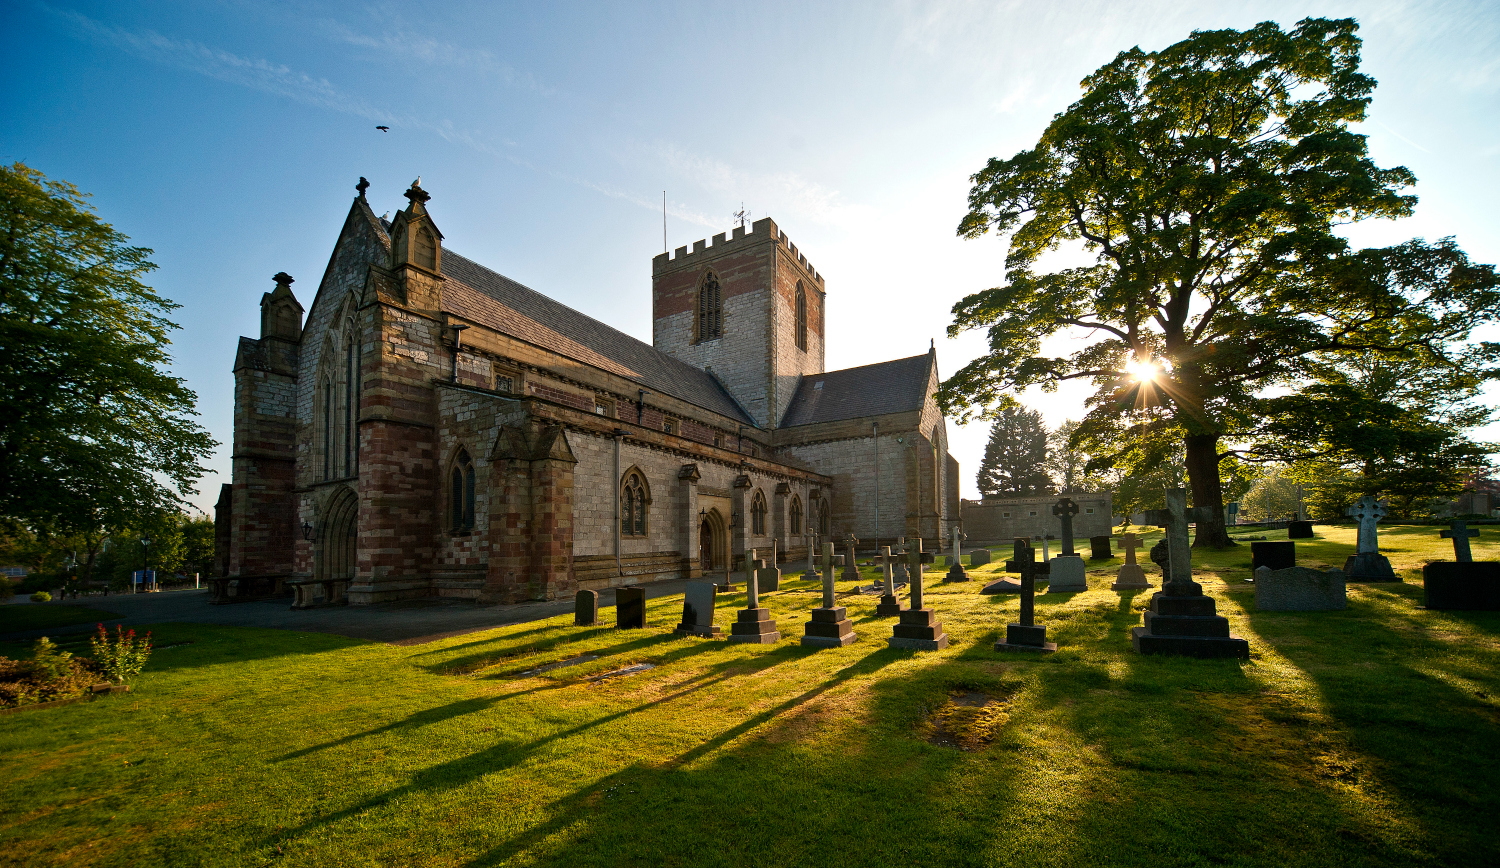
[938,18,1500,548]
[1240,465,1303,522]
[976,406,1054,498]
[0,163,215,570]
[1046,420,1086,491]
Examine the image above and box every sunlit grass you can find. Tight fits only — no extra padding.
[0,535,1496,867]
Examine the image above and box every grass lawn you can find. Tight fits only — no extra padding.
[0,603,122,633]
[0,525,1496,867]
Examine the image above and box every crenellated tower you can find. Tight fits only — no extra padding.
[651,217,825,428]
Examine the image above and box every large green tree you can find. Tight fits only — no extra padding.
[976,406,1053,498]
[938,18,1499,547]
[0,162,215,570]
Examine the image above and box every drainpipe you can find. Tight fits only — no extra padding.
[613,428,629,577]
[637,389,651,426]
[873,422,879,549]
[449,323,469,382]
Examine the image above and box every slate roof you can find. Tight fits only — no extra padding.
[436,249,755,425]
[780,353,934,427]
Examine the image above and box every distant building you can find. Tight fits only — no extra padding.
[960,492,1114,545]
[0,566,26,579]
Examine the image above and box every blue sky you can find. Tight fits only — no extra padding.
[4,1,1497,513]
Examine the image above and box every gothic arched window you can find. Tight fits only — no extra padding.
[751,491,768,536]
[344,331,358,476]
[795,281,807,351]
[621,470,649,537]
[696,271,722,343]
[790,495,803,536]
[321,375,334,481]
[450,448,475,533]
[817,498,830,535]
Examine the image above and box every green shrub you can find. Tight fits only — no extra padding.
[89,623,152,683]
[27,637,73,681]
[0,635,98,708]
[30,591,50,603]
[0,577,12,602]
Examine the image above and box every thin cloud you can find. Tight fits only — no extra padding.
[653,143,877,228]
[317,18,556,97]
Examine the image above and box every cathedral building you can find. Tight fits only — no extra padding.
[215,179,958,606]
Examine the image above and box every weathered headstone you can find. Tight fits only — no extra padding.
[1111,532,1151,590]
[802,531,820,581]
[1287,520,1314,539]
[802,542,856,647]
[945,526,969,582]
[1423,561,1500,610]
[675,581,723,637]
[1254,566,1347,611]
[1053,497,1081,555]
[994,537,1056,653]
[758,539,782,592]
[1046,500,1088,592]
[1441,520,1480,562]
[575,589,599,626]
[970,548,992,567]
[889,538,947,650]
[1343,496,1398,581]
[1089,535,1112,560]
[616,586,646,629]
[841,533,861,583]
[731,547,780,643]
[1131,489,1249,659]
[876,546,904,616]
[1251,540,1295,571]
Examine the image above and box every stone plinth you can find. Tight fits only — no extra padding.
[1089,536,1112,560]
[1423,561,1500,610]
[1287,521,1315,539]
[1343,551,1399,582]
[1130,590,1249,659]
[1111,564,1150,590]
[995,622,1057,653]
[981,577,1022,594]
[888,608,949,651]
[944,560,969,583]
[1254,566,1346,611]
[1251,541,1295,571]
[674,581,722,637]
[616,586,646,629]
[970,549,991,566]
[801,606,856,648]
[1046,555,1087,592]
[575,589,599,626]
[729,607,781,643]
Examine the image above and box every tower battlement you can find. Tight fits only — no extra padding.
[653,217,824,286]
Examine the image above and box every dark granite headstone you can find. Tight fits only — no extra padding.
[994,537,1055,653]
[970,549,991,567]
[575,589,599,626]
[1423,561,1500,610]
[1251,540,1295,571]
[675,581,723,637]
[1254,566,1346,611]
[1287,521,1314,539]
[1089,536,1112,560]
[616,586,646,629]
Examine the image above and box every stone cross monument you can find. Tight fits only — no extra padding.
[1053,497,1080,556]
[1343,496,1397,580]
[889,537,946,650]
[876,545,903,616]
[1110,532,1151,590]
[1047,497,1088,592]
[801,541,855,647]
[1441,520,1480,563]
[841,533,861,583]
[994,537,1055,653]
[731,546,780,644]
[803,531,820,581]
[1131,488,1249,659]
[892,536,909,584]
[944,526,969,582]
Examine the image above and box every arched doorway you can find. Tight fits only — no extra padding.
[699,508,727,575]
[316,486,358,587]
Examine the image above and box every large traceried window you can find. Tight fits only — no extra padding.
[321,375,334,480]
[621,470,649,537]
[795,281,808,351]
[344,331,359,475]
[450,448,475,533]
[750,491,768,536]
[790,495,803,536]
[696,270,722,343]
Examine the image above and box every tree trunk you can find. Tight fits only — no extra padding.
[1184,432,1235,548]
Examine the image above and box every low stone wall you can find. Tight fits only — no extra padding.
[961,492,1114,545]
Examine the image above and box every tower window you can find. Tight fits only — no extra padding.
[795,281,807,351]
[696,271,722,343]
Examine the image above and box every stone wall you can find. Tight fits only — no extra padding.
[961,492,1115,545]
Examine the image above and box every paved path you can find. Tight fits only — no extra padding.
[1,579,700,646]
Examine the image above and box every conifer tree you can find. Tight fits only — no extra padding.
[976,406,1054,498]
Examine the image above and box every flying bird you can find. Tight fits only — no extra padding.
[376,125,389,132]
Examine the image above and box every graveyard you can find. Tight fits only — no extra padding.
[2,521,1497,867]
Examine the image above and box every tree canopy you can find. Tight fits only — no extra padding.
[0,162,215,551]
[976,406,1053,498]
[938,18,1499,545]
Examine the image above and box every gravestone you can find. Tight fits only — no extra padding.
[1423,561,1500,610]
[1149,539,1170,577]
[1343,496,1398,581]
[1251,540,1295,571]
[1287,521,1314,539]
[889,538,947,650]
[731,547,780,644]
[892,537,910,584]
[758,540,782,592]
[1131,489,1249,659]
[970,548,992,567]
[1440,520,1480,562]
[575,589,599,626]
[802,542,856,647]
[945,526,969,582]
[841,534,861,583]
[802,531,820,581]
[616,586,646,629]
[1089,536,1112,560]
[1047,500,1088,592]
[1254,566,1347,611]
[994,537,1056,653]
[876,546,904,616]
[675,581,723,637]
[1111,532,1151,590]
[1053,498,1081,555]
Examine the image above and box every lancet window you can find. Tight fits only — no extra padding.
[751,491,768,536]
[696,271,722,343]
[795,281,807,351]
[621,470,649,537]
[450,448,475,533]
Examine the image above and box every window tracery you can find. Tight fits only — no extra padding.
[621,470,649,537]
